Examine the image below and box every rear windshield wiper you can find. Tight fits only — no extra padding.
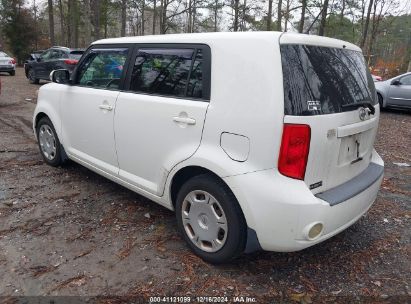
[341,102,375,115]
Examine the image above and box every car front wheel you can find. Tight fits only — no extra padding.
[28,69,39,84]
[175,174,247,264]
[36,117,63,167]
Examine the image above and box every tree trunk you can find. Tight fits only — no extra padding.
[233,0,239,31]
[298,0,306,33]
[83,0,92,45]
[408,59,411,72]
[318,0,329,36]
[73,0,79,47]
[214,0,218,31]
[96,0,101,39]
[276,0,282,31]
[121,0,127,36]
[266,0,273,31]
[340,0,345,23]
[284,0,290,32]
[141,0,145,35]
[58,0,65,45]
[188,0,192,33]
[360,0,374,49]
[48,0,55,45]
[67,0,72,46]
[153,0,157,34]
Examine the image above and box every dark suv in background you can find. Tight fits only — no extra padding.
[25,46,84,84]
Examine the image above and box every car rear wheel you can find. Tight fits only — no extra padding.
[36,117,63,167]
[175,174,247,264]
[9,70,15,76]
[28,69,39,84]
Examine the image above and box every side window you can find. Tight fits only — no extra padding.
[49,50,61,60]
[130,48,194,98]
[187,50,203,98]
[400,75,411,85]
[76,48,128,90]
[40,50,53,60]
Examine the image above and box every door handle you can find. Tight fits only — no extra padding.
[173,116,196,125]
[99,104,113,111]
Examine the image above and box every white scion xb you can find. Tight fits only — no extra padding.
[33,32,384,263]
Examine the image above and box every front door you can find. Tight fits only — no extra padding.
[114,46,210,195]
[388,74,411,107]
[60,47,130,175]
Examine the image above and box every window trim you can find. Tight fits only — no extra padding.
[71,44,134,92]
[123,43,211,102]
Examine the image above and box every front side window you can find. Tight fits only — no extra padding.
[400,75,411,85]
[76,48,128,90]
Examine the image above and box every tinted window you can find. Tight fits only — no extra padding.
[130,48,195,98]
[281,45,377,116]
[76,48,128,90]
[187,50,203,98]
[0,52,8,57]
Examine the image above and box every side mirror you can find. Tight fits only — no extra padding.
[391,79,401,86]
[50,69,70,84]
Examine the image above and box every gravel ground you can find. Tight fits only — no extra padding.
[0,68,410,303]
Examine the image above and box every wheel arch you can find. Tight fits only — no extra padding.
[168,164,262,253]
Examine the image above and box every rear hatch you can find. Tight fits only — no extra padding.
[279,37,379,194]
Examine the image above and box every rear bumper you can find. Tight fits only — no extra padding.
[0,66,15,72]
[223,149,384,252]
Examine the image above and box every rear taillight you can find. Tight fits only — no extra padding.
[278,124,311,180]
[10,58,16,64]
[64,59,78,65]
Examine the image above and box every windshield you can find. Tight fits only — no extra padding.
[0,52,9,57]
[280,44,377,116]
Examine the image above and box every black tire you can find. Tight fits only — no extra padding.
[28,68,39,84]
[175,174,247,264]
[9,70,15,76]
[36,117,63,167]
[377,93,384,110]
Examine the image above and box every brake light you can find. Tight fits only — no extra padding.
[64,59,78,65]
[278,124,311,180]
[9,58,16,64]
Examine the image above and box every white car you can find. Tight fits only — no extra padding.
[375,72,411,110]
[33,32,384,263]
[0,51,16,76]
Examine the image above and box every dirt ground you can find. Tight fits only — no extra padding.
[0,68,410,303]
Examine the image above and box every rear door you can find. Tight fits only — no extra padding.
[387,74,411,107]
[114,45,210,196]
[279,42,379,194]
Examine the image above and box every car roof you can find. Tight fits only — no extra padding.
[49,46,84,52]
[92,31,361,52]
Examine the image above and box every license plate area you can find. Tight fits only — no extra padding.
[338,130,372,166]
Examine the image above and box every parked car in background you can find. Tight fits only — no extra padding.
[375,72,411,109]
[372,74,382,82]
[0,51,16,76]
[33,32,384,263]
[24,50,45,77]
[26,47,84,84]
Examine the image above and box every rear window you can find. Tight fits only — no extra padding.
[281,45,377,116]
[69,51,84,60]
